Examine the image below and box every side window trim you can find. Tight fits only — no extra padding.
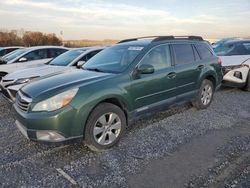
[192,44,202,61]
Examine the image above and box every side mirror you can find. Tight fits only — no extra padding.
[77,61,86,68]
[18,57,27,63]
[137,64,154,74]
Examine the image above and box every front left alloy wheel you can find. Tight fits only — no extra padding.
[85,103,126,151]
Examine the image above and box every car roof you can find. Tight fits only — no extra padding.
[27,46,68,50]
[1,46,24,49]
[224,39,250,45]
[67,46,106,53]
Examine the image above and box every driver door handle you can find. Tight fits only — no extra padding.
[167,72,176,79]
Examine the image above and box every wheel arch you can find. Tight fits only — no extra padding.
[81,96,130,137]
[200,70,218,89]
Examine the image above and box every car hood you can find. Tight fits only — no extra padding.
[4,65,74,81]
[0,59,50,74]
[21,69,114,99]
[219,55,250,66]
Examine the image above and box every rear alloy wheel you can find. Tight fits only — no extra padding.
[85,103,126,151]
[192,79,214,110]
[201,84,213,105]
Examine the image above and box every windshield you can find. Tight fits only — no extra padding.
[214,44,235,56]
[83,45,144,73]
[3,48,29,62]
[49,49,86,66]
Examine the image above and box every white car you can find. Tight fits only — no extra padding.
[0,46,68,80]
[0,47,105,102]
[214,40,250,91]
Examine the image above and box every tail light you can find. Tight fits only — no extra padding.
[217,57,222,65]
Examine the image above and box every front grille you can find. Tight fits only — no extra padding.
[16,92,32,113]
[2,79,14,82]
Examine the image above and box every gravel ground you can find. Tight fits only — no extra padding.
[0,88,249,187]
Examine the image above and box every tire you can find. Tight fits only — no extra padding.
[192,79,214,110]
[243,71,250,91]
[84,103,126,151]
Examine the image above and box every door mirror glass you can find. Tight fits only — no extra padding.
[77,61,86,68]
[18,57,27,63]
[138,64,154,74]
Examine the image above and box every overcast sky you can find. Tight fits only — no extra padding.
[0,0,249,40]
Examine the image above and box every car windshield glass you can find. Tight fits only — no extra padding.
[49,49,86,66]
[214,44,235,56]
[83,45,144,73]
[3,48,29,61]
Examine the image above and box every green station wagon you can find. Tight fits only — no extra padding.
[14,36,223,151]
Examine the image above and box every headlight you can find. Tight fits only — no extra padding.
[32,88,79,112]
[15,77,39,84]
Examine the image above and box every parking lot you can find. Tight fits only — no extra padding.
[0,88,249,187]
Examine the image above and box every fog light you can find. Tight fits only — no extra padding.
[234,71,242,79]
[36,131,65,141]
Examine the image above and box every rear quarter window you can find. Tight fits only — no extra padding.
[48,48,67,58]
[196,44,213,59]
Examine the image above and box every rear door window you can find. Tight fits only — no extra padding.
[172,44,195,65]
[196,44,213,59]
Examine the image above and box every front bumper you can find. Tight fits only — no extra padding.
[222,80,246,88]
[222,65,249,88]
[0,82,24,103]
[13,103,84,142]
[15,120,72,142]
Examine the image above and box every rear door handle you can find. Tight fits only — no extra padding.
[197,65,204,70]
[167,72,176,79]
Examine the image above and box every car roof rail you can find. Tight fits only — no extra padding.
[118,36,204,44]
[152,36,204,42]
[118,36,162,44]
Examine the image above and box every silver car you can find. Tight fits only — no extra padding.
[1,46,105,102]
[0,46,68,80]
